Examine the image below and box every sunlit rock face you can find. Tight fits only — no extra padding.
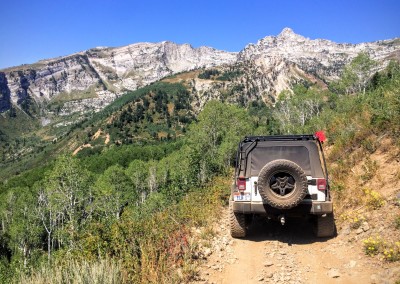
[237,28,399,97]
[0,28,398,116]
[0,41,236,114]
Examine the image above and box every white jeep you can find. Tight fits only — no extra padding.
[230,134,335,238]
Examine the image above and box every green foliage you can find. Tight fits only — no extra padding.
[363,188,385,209]
[78,141,183,174]
[363,236,382,256]
[364,60,400,131]
[89,82,193,144]
[274,85,326,134]
[248,100,279,135]
[395,215,400,230]
[126,159,149,203]
[0,107,41,168]
[198,69,220,79]
[0,82,193,178]
[382,242,400,262]
[187,100,252,180]
[1,165,51,193]
[107,177,228,283]
[0,99,242,282]
[216,70,243,81]
[0,257,13,284]
[37,155,94,259]
[93,165,135,221]
[8,187,42,268]
[330,52,377,95]
[363,237,400,262]
[283,60,400,175]
[360,158,378,182]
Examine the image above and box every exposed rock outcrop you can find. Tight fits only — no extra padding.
[0,42,237,115]
[0,72,11,113]
[237,27,400,97]
[0,28,399,117]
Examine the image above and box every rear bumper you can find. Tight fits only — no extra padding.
[231,200,333,215]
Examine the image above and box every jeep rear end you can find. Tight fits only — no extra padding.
[229,134,335,238]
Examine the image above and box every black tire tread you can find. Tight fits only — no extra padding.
[258,159,308,209]
[229,202,246,238]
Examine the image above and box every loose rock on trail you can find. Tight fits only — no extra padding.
[191,210,400,284]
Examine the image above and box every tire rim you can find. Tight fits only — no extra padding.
[269,172,296,197]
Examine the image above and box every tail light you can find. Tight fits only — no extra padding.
[237,177,246,191]
[317,178,327,191]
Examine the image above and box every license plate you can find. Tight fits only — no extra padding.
[234,193,251,201]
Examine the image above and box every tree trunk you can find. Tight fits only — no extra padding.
[23,245,27,268]
[47,232,51,264]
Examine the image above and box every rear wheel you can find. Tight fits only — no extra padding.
[258,159,308,209]
[229,202,247,238]
[315,213,335,237]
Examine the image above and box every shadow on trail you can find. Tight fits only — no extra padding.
[243,216,336,245]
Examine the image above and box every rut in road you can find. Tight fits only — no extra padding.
[192,210,400,284]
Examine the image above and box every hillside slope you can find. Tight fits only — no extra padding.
[0,50,399,283]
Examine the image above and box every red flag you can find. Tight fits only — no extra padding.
[315,131,326,143]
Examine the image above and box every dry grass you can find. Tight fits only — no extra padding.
[17,257,122,284]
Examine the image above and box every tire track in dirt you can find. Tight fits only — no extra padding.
[192,210,400,284]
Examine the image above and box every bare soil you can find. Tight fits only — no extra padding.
[192,211,400,284]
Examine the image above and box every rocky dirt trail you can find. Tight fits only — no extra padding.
[192,210,400,284]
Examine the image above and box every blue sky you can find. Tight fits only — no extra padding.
[0,0,399,69]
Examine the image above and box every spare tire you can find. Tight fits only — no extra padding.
[258,159,308,209]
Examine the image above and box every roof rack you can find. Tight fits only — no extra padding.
[242,135,316,143]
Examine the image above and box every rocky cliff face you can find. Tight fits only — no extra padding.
[0,73,11,112]
[87,41,237,91]
[0,28,399,117]
[0,41,237,115]
[236,28,400,97]
[176,29,399,110]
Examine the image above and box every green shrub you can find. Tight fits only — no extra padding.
[363,238,400,262]
[383,242,400,262]
[363,188,385,209]
[198,69,220,79]
[363,236,382,256]
[395,215,400,230]
[360,158,378,182]
[350,215,366,229]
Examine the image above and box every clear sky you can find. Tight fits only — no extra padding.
[0,0,399,69]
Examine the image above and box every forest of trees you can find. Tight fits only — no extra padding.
[0,55,399,282]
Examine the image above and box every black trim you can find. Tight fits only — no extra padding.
[317,139,331,200]
[231,201,333,215]
[243,135,316,142]
[308,179,317,185]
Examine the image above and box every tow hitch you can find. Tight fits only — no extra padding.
[279,215,286,226]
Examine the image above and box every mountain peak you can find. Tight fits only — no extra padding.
[277,27,305,41]
[279,27,295,36]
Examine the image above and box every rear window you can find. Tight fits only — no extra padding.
[250,146,311,176]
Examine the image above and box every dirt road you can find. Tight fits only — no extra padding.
[193,212,399,284]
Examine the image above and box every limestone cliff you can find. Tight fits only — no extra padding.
[0,28,399,117]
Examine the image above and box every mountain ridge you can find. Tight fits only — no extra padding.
[0,28,399,120]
